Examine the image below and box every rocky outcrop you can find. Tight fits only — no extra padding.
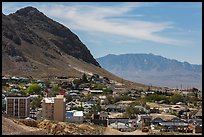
[2,6,100,67]
[37,119,104,135]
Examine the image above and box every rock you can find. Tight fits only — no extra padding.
[2,7,101,69]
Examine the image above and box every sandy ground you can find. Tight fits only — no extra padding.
[103,127,148,135]
[2,117,48,135]
[103,127,202,135]
[108,112,123,118]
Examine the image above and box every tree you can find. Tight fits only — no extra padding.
[82,73,89,83]
[2,99,6,112]
[66,95,73,102]
[91,103,102,114]
[170,93,184,104]
[50,86,61,97]
[82,94,92,102]
[104,95,114,105]
[70,106,84,111]
[26,84,42,95]
[192,87,199,99]
[31,96,43,109]
[125,105,145,118]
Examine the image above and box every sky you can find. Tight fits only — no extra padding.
[2,2,202,65]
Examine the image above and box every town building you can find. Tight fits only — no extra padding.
[66,110,84,123]
[42,95,66,122]
[5,95,30,118]
[136,114,152,130]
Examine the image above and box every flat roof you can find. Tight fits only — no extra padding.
[90,90,103,93]
[44,97,54,103]
[159,122,188,126]
[5,95,30,99]
[66,110,83,117]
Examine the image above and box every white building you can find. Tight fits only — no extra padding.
[66,110,84,123]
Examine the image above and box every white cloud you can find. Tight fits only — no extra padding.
[3,2,186,46]
[36,3,185,46]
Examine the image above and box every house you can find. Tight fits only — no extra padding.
[134,105,149,114]
[29,108,42,120]
[176,102,185,105]
[151,117,164,126]
[102,77,110,84]
[30,95,39,98]
[100,111,109,120]
[194,109,202,119]
[2,76,10,86]
[91,112,108,126]
[10,88,19,93]
[107,118,134,132]
[109,122,132,132]
[89,90,103,95]
[159,121,188,132]
[99,95,106,104]
[66,110,83,123]
[157,117,188,132]
[68,90,80,95]
[105,104,126,113]
[82,101,94,108]
[150,107,160,113]
[136,114,152,130]
[194,123,202,133]
[177,109,190,119]
[66,102,78,109]
[36,108,42,120]
[82,101,94,114]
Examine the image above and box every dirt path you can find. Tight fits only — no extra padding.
[103,127,148,135]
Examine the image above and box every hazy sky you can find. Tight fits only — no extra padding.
[2,2,202,64]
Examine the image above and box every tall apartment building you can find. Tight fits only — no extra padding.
[5,95,30,118]
[54,95,66,122]
[42,95,66,122]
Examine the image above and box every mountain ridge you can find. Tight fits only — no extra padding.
[97,53,202,90]
[2,6,100,67]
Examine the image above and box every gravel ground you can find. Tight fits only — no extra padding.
[103,127,148,135]
[2,117,48,135]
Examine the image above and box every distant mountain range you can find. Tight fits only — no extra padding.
[97,53,202,90]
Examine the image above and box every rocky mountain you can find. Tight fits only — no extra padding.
[2,7,100,67]
[2,6,150,90]
[2,6,101,77]
[97,53,202,90]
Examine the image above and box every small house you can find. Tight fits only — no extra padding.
[66,110,83,123]
[89,90,103,95]
[136,114,152,130]
[194,123,202,133]
[109,122,132,132]
[150,107,160,113]
[151,117,164,126]
[91,112,108,126]
[195,110,202,119]
[105,104,126,113]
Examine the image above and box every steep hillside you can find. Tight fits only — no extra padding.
[2,7,100,67]
[97,53,202,90]
[2,6,150,90]
[2,6,100,77]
